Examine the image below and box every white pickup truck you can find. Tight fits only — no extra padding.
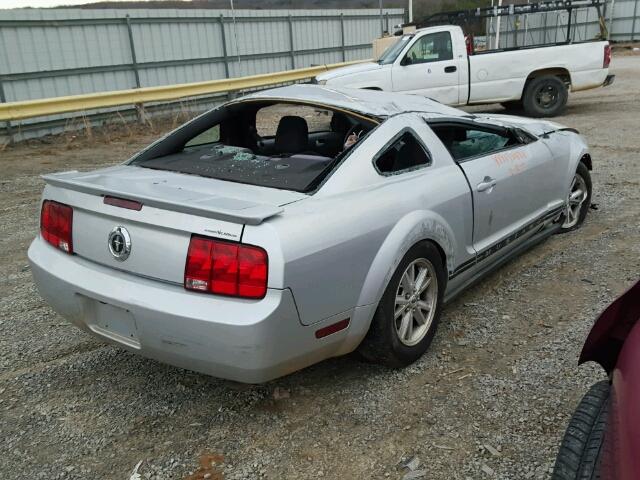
[315,25,614,117]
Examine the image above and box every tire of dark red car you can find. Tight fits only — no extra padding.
[551,380,610,480]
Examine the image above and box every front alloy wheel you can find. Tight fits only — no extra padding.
[559,162,592,233]
[562,172,588,229]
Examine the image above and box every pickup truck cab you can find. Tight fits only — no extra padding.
[315,25,614,117]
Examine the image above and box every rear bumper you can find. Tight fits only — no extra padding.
[28,237,349,383]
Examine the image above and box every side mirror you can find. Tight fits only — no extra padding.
[400,56,413,66]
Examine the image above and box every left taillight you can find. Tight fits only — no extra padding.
[40,200,73,254]
[184,235,268,299]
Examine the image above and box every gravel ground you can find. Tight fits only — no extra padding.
[1,55,639,480]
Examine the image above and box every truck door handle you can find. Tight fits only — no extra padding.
[477,176,497,192]
[445,66,457,73]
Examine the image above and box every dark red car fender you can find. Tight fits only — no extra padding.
[580,280,640,480]
[579,280,640,373]
[599,320,640,480]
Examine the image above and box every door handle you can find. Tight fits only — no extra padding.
[477,176,497,192]
[445,66,457,73]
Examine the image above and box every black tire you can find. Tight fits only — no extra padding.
[552,380,610,480]
[522,75,568,117]
[358,242,446,368]
[501,100,523,111]
[558,162,592,234]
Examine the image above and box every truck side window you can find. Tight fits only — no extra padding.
[430,125,518,161]
[375,131,431,174]
[403,32,453,65]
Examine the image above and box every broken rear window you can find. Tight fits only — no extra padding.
[131,101,378,192]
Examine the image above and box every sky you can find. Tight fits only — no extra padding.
[1,0,153,7]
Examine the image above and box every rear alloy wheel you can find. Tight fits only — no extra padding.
[559,162,592,233]
[394,258,438,347]
[523,75,568,117]
[358,242,445,367]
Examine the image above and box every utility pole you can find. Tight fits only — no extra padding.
[408,0,413,23]
[379,0,384,34]
[495,0,503,49]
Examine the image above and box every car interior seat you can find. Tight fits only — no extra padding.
[275,116,309,154]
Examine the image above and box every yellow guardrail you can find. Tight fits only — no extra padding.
[0,60,366,122]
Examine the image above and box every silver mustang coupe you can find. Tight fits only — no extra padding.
[29,85,592,383]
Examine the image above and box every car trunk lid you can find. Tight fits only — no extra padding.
[42,165,304,284]
[43,165,305,225]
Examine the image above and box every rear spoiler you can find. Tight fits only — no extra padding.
[42,172,283,226]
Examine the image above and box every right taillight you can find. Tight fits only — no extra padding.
[40,200,73,254]
[603,44,611,68]
[465,34,474,56]
[184,235,268,299]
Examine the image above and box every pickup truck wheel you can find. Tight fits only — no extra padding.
[358,242,445,368]
[559,162,592,233]
[523,75,568,117]
[551,380,610,480]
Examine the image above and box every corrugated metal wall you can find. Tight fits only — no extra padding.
[485,0,640,49]
[0,8,405,141]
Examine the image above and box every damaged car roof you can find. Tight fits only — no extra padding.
[234,84,466,119]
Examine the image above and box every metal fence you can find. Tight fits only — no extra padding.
[486,0,639,49]
[0,7,405,142]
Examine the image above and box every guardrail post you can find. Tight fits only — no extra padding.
[125,15,141,88]
[340,13,346,62]
[288,14,296,69]
[219,14,230,78]
[0,78,13,145]
[125,15,144,123]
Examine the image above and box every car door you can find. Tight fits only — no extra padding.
[391,31,461,105]
[429,121,560,258]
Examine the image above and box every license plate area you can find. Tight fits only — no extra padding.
[81,296,141,349]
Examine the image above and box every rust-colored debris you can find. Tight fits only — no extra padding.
[183,453,224,480]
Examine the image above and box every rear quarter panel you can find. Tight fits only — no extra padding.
[242,114,474,329]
